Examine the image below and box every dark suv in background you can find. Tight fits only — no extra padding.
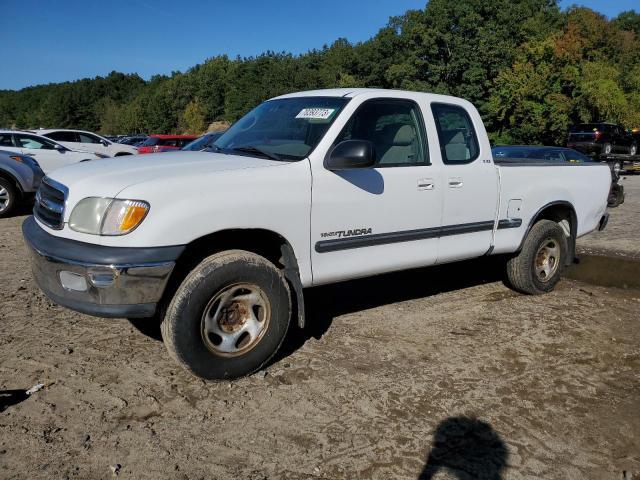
[567,123,637,156]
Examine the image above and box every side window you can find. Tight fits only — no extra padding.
[78,133,101,144]
[47,131,78,142]
[0,133,14,147]
[431,103,479,164]
[334,99,428,166]
[544,150,564,162]
[15,134,54,150]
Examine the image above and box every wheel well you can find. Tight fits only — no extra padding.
[179,229,288,269]
[114,152,132,156]
[523,202,577,265]
[163,229,306,327]
[0,170,23,197]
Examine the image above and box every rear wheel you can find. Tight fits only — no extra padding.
[161,250,291,380]
[506,220,567,295]
[0,178,17,218]
[602,143,612,155]
[629,143,637,156]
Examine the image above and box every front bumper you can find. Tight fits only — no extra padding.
[22,216,185,318]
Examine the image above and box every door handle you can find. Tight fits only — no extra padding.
[418,178,434,190]
[448,177,463,188]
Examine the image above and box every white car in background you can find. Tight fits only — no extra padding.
[0,130,102,174]
[36,129,139,157]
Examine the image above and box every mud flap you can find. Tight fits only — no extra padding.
[280,243,305,329]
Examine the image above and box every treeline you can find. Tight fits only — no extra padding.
[1,0,639,145]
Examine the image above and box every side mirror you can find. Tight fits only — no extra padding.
[54,144,66,151]
[325,140,375,171]
[101,140,110,146]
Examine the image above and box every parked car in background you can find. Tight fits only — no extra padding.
[0,149,44,217]
[493,145,624,207]
[36,129,139,157]
[137,134,198,154]
[119,135,148,146]
[181,131,226,151]
[492,145,594,163]
[567,123,637,156]
[0,130,102,174]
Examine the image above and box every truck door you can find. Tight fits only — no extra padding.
[310,98,442,285]
[430,102,498,263]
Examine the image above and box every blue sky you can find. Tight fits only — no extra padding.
[0,0,636,90]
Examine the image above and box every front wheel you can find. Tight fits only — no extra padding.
[506,220,567,295]
[161,250,291,380]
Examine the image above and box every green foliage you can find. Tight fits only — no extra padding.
[179,99,207,134]
[0,2,638,146]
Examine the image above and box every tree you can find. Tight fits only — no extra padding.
[179,99,206,134]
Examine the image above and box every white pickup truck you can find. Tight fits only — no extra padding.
[23,89,611,380]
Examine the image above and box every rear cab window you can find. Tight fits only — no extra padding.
[431,103,479,164]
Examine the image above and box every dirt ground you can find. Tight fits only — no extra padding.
[1,178,639,480]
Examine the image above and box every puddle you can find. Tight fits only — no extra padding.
[564,255,640,290]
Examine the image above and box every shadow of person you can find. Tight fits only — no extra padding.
[419,416,508,480]
[0,389,29,413]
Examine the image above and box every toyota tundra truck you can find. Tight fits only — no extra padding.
[23,89,611,380]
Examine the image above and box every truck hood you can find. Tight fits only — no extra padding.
[47,151,284,200]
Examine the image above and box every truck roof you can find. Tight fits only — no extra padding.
[271,88,469,104]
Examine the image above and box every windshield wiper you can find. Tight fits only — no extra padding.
[204,144,223,153]
[231,145,283,161]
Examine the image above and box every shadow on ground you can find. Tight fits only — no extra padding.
[273,256,507,364]
[419,416,508,480]
[128,256,508,363]
[0,389,29,413]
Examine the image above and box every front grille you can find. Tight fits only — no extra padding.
[34,177,68,229]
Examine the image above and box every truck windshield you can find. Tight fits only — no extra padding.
[212,97,349,161]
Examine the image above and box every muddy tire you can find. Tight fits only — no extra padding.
[506,220,567,295]
[161,250,291,380]
[0,178,17,218]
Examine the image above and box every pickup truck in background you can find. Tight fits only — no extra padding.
[567,123,637,156]
[23,89,611,380]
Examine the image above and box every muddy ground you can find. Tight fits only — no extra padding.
[1,177,639,480]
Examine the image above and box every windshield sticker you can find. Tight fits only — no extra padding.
[296,108,336,120]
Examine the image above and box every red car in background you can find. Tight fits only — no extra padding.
[137,134,198,154]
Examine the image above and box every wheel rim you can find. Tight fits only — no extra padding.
[200,283,271,357]
[613,162,621,175]
[0,186,9,213]
[534,238,560,282]
[631,145,637,156]
[604,144,612,154]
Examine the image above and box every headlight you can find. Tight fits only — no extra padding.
[69,197,149,235]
